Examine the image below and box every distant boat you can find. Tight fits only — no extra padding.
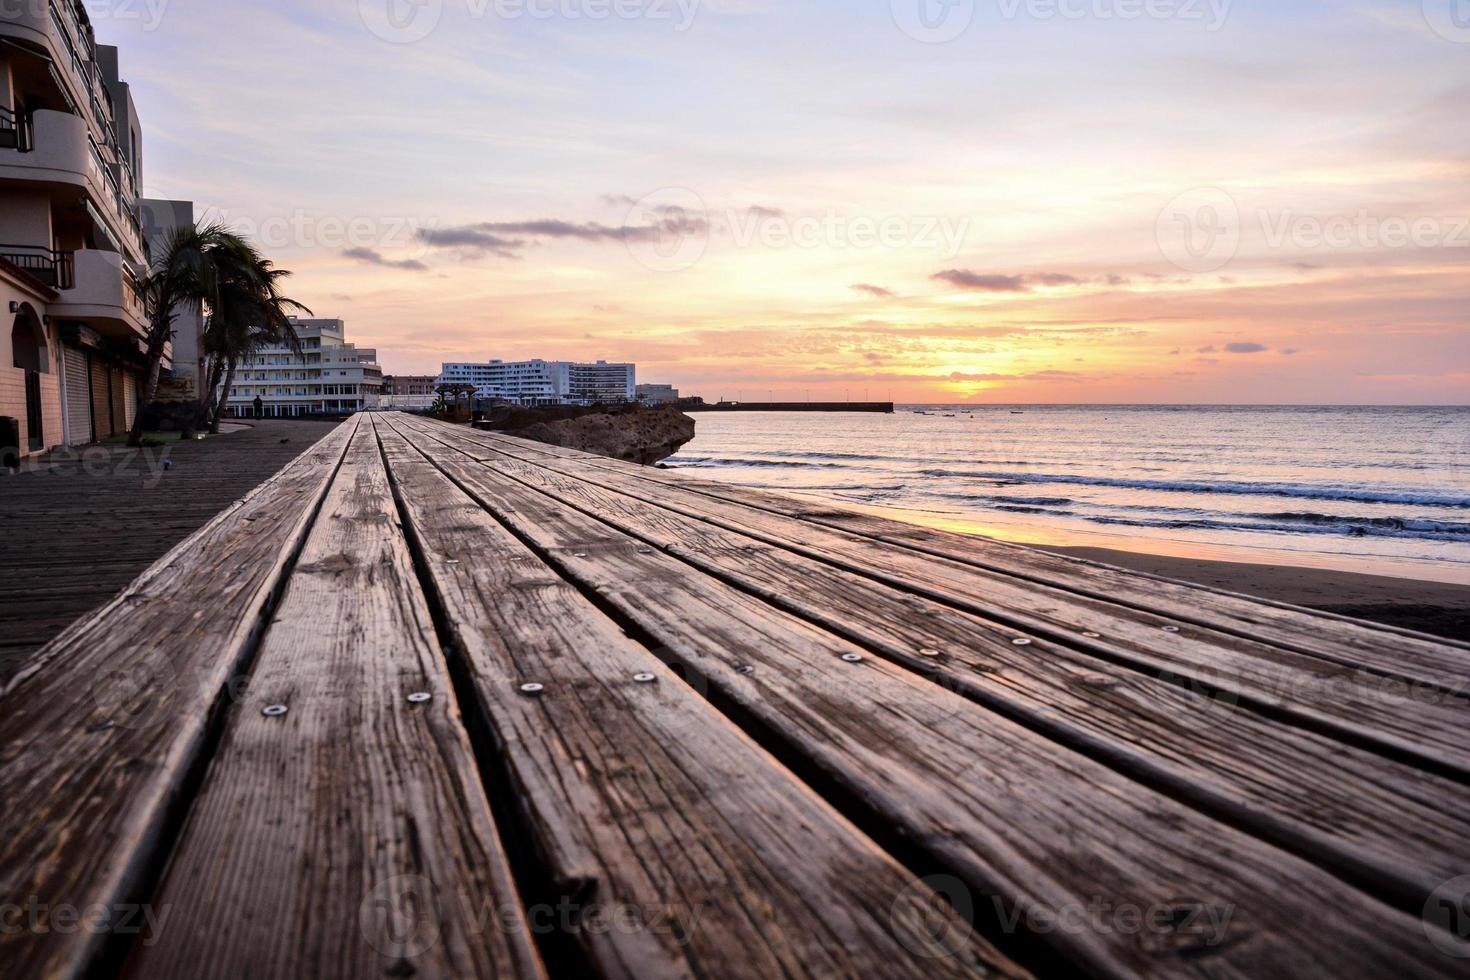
[1010,411,1025,415]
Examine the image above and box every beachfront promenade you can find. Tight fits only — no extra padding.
[0,419,342,681]
[3,414,1469,978]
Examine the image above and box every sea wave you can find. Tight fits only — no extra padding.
[936,493,1076,508]
[1259,512,1470,535]
[1088,514,1470,542]
[669,456,848,470]
[917,469,1470,509]
[931,496,1470,541]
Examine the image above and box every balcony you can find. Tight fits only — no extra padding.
[0,108,87,183]
[0,107,32,151]
[51,248,148,339]
[0,244,73,289]
[0,110,145,260]
[1,1,90,113]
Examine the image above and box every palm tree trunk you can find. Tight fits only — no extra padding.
[209,357,238,435]
[201,356,222,423]
[126,312,172,448]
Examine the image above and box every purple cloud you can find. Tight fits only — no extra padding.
[418,210,710,260]
[932,270,1095,292]
[415,228,525,258]
[342,247,429,272]
[933,270,1031,292]
[1031,272,1084,287]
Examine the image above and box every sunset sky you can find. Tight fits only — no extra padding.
[103,0,1468,403]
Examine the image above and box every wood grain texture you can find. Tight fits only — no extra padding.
[373,416,1024,979]
[392,416,1466,979]
[438,423,1470,778]
[125,422,545,980]
[0,419,356,980]
[408,420,1470,915]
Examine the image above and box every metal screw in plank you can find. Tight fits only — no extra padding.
[841,653,865,663]
[262,705,288,717]
[1012,638,1033,647]
[520,683,545,695]
[407,692,432,704]
[1082,632,1102,639]
[1161,626,1181,633]
[736,665,756,675]
[633,673,657,684]
[919,648,942,658]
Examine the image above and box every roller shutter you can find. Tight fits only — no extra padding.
[89,355,111,438]
[63,345,92,445]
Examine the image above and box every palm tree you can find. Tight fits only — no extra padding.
[129,223,232,447]
[197,248,311,434]
[130,225,310,443]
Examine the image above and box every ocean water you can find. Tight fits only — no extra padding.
[665,406,1470,583]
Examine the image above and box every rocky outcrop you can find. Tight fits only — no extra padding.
[483,404,695,465]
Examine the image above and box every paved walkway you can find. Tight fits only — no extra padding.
[0,419,342,682]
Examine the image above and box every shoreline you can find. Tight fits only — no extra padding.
[1042,545,1470,643]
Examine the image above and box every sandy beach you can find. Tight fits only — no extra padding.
[1044,545,1470,643]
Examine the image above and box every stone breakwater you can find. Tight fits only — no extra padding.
[477,404,696,465]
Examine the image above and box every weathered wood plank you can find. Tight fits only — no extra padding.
[462,420,1470,667]
[125,422,545,980]
[436,422,1470,778]
[387,415,1468,978]
[413,421,1470,914]
[0,419,355,980]
[372,416,1024,978]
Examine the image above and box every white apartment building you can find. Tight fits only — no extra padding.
[226,318,383,417]
[1,3,193,455]
[439,359,635,407]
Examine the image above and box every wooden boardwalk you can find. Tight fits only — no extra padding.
[0,419,342,682]
[3,413,1469,979]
